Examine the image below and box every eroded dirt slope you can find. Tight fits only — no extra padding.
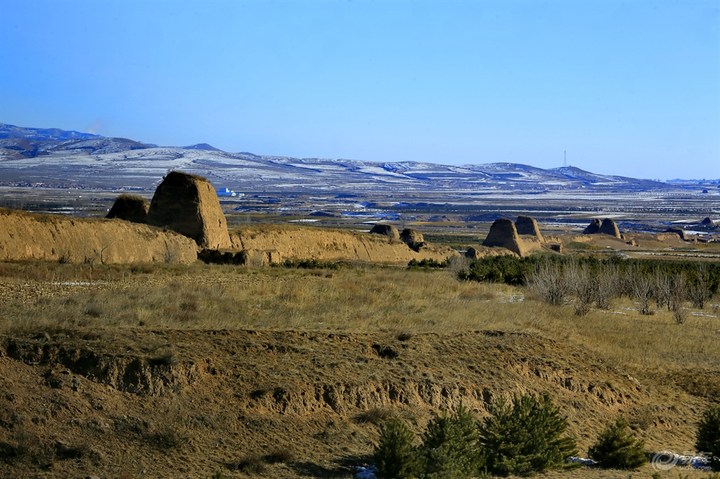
[0,328,707,478]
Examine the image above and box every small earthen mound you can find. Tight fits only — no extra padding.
[582,218,621,238]
[106,194,149,223]
[369,224,400,240]
[600,219,621,238]
[400,228,425,252]
[583,219,602,234]
[482,218,526,256]
[515,215,544,242]
[666,227,687,241]
[146,171,231,249]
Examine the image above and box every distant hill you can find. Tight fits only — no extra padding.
[0,123,100,142]
[0,122,155,160]
[0,121,715,193]
[183,143,223,151]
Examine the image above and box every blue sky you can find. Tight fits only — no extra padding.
[1,0,718,180]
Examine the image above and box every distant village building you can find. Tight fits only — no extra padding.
[217,187,242,198]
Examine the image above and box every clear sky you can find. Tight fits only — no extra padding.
[1,0,719,180]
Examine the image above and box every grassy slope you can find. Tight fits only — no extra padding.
[0,261,718,478]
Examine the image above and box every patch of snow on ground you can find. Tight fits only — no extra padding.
[354,465,377,479]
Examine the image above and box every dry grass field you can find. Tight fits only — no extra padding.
[1,260,718,372]
[0,258,719,478]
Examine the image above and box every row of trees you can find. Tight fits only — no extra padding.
[374,394,576,478]
[528,260,714,318]
[374,395,720,478]
[454,255,718,318]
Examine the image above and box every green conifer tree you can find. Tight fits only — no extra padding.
[588,418,646,469]
[419,405,483,478]
[374,417,420,479]
[479,393,577,476]
[696,405,720,472]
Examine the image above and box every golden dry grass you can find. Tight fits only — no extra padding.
[1,261,717,381]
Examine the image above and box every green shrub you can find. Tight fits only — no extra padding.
[697,405,720,471]
[478,393,577,476]
[588,418,647,469]
[280,258,340,269]
[458,256,534,285]
[419,405,483,478]
[407,258,448,270]
[374,418,420,479]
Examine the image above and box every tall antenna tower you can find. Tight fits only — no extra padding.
[563,150,567,167]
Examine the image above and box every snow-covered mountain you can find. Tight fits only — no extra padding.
[0,123,154,160]
[0,122,708,194]
[0,123,100,142]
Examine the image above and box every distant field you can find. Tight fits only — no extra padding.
[2,184,719,240]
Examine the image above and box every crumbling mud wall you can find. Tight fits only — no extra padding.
[483,218,527,256]
[232,225,456,264]
[146,171,232,249]
[0,208,197,264]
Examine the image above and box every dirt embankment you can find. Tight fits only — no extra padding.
[0,208,197,264]
[0,329,706,478]
[0,207,456,266]
[232,225,458,264]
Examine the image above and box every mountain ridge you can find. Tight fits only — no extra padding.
[0,122,717,192]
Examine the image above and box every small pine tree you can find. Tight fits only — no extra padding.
[374,418,420,479]
[419,405,483,478]
[696,405,720,472]
[479,393,577,476]
[589,418,646,469]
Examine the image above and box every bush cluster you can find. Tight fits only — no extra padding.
[457,255,533,286]
[461,255,720,291]
[374,403,720,476]
[374,394,576,478]
[459,255,719,315]
[407,258,449,270]
[279,258,340,269]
